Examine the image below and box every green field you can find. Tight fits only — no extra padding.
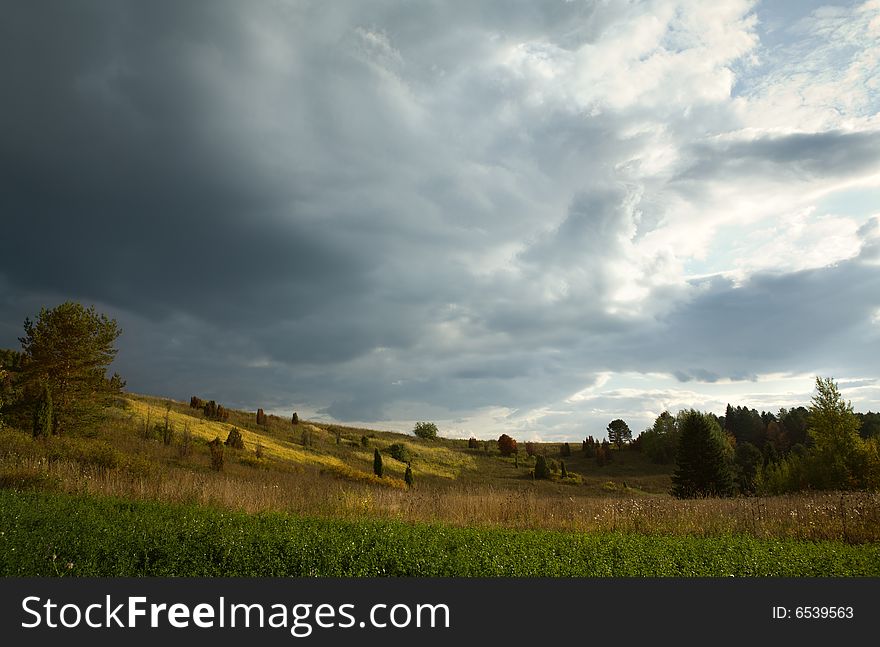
[2,489,878,577]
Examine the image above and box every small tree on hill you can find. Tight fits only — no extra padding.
[256,408,267,426]
[208,437,224,471]
[561,442,571,457]
[225,427,245,450]
[525,442,537,457]
[190,396,204,409]
[404,463,414,488]
[360,434,369,448]
[468,437,479,449]
[291,411,299,425]
[498,433,517,456]
[534,455,551,479]
[560,461,568,478]
[19,302,124,435]
[413,421,438,440]
[373,448,383,478]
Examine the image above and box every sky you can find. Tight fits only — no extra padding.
[1,0,879,441]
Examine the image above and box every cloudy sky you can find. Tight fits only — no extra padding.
[2,1,879,440]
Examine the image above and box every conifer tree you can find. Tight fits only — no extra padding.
[671,410,735,498]
[373,448,383,478]
[404,463,413,488]
[534,454,551,479]
[560,460,567,478]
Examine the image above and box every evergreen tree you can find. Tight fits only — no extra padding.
[606,419,632,449]
[19,302,124,434]
[561,442,571,457]
[671,410,735,498]
[225,427,245,449]
[291,411,299,425]
[373,448,383,478]
[32,383,53,438]
[208,437,224,471]
[534,455,551,479]
[560,460,568,478]
[404,463,413,488]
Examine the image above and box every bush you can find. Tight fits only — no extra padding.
[498,434,517,456]
[468,437,479,449]
[291,412,299,425]
[208,437,224,471]
[225,428,245,450]
[413,422,438,440]
[525,442,537,457]
[178,425,193,460]
[256,408,267,426]
[404,464,414,488]
[387,443,411,463]
[534,455,551,479]
[361,435,369,448]
[560,442,571,457]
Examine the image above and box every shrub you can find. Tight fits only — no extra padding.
[404,463,414,488]
[291,412,299,425]
[468,437,479,449]
[534,455,551,479]
[208,437,224,471]
[498,434,517,456]
[525,442,537,457]
[387,443,411,463]
[255,443,264,459]
[560,442,571,457]
[256,408,267,426]
[225,428,245,450]
[413,421,438,440]
[189,396,203,409]
[361,435,369,448]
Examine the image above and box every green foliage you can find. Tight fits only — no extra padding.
[18,302,124,435]
[534,455,551,479]
[404,463,414,488]
[671,410,735,498]
[413,421,438,440]
[606,419,632,449]
[734,441,763,495]
[373,448,383,478]
[639,411,680,464]
[497,434,517,456]
[225,427,245,450]
[387,443,411,463]
[32,383,53,439]
[3,490,879,576]
[208,437,224,471]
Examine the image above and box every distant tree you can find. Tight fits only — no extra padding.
[18,302,124,435]
[600,439,613,462]
[497,434,518,456]
[291,411,299,425]
[373,448,384,478]
[404,463,414,488]
[256,408,267,426]
[189,396,204,409]
[225,427,245,450]
[203,400,229,421]
[560,461,568,478]
[534,455,551,479]
[582,436,597,458]
[255,442,264,459]
[525,442,538,457]
[734,441,763,494]
[595,444,608,467]
[360,434,369,448]
[468,437,479,449]
[301,428,312,447]
[560,442,571,457]
[208,437,224,471]
[671,410,735,498]
[606,419,632,449]
[413,421,438,440]
[32,383,53,438]
[640,411,680,464]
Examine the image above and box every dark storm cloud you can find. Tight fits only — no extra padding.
[1,0,878,433]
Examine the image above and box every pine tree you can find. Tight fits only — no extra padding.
[404,463,413,488]
[19,302,124,435]
[560,460,567,478]
[671,410,735,498]
[291,412,299,425]
[32,383,53,438]
[373,448,383,478]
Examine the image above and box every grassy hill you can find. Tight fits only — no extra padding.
[1,393,879,546]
